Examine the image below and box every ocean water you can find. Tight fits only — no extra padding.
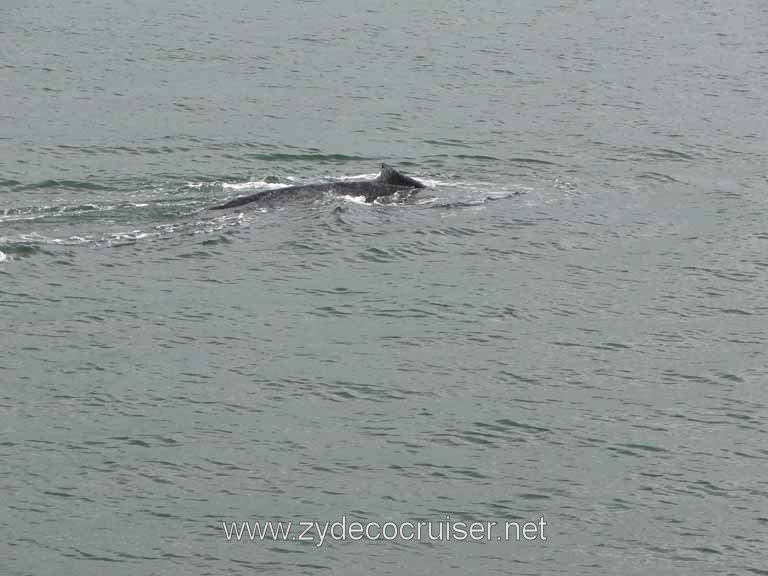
[2,0,767,574]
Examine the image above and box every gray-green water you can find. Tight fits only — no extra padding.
[2,1,767,574]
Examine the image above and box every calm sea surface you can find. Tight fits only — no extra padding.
[2,1,767,574]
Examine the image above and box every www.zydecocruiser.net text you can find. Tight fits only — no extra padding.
[222,516,547,547]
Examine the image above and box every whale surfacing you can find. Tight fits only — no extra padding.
[210,163,424,210]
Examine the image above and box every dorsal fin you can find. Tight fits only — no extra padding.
[376,163,425,188]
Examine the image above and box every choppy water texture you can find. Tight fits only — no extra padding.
[2,1,767,574]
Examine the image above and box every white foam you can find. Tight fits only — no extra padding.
[19,233,50,243]
[0,251,6,263]
[339,172,378,181]
[107,230,159,242]
[222,180,288,191]
[338,195,368,204]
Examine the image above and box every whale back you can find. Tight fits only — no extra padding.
[376,163,425,188]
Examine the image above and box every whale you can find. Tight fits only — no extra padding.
[210,163,425,210]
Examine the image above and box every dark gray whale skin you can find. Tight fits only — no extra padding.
[210,164,424,210]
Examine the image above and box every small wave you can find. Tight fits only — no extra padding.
[423,139,471,149]
[508,157,558,166]
[638,171,683,183]
[0,203,108,223]
[241,152,371,162]
[0,205,250,250]
[450,154,558,166]
[427,193,521,210]
[0,239,52,256]
[14,180,108,191]
[452,154,500,161]
[648,148,695,161]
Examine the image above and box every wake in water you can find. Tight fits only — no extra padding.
[0,168,537,256]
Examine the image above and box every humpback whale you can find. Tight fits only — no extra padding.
[211,164,425,210]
